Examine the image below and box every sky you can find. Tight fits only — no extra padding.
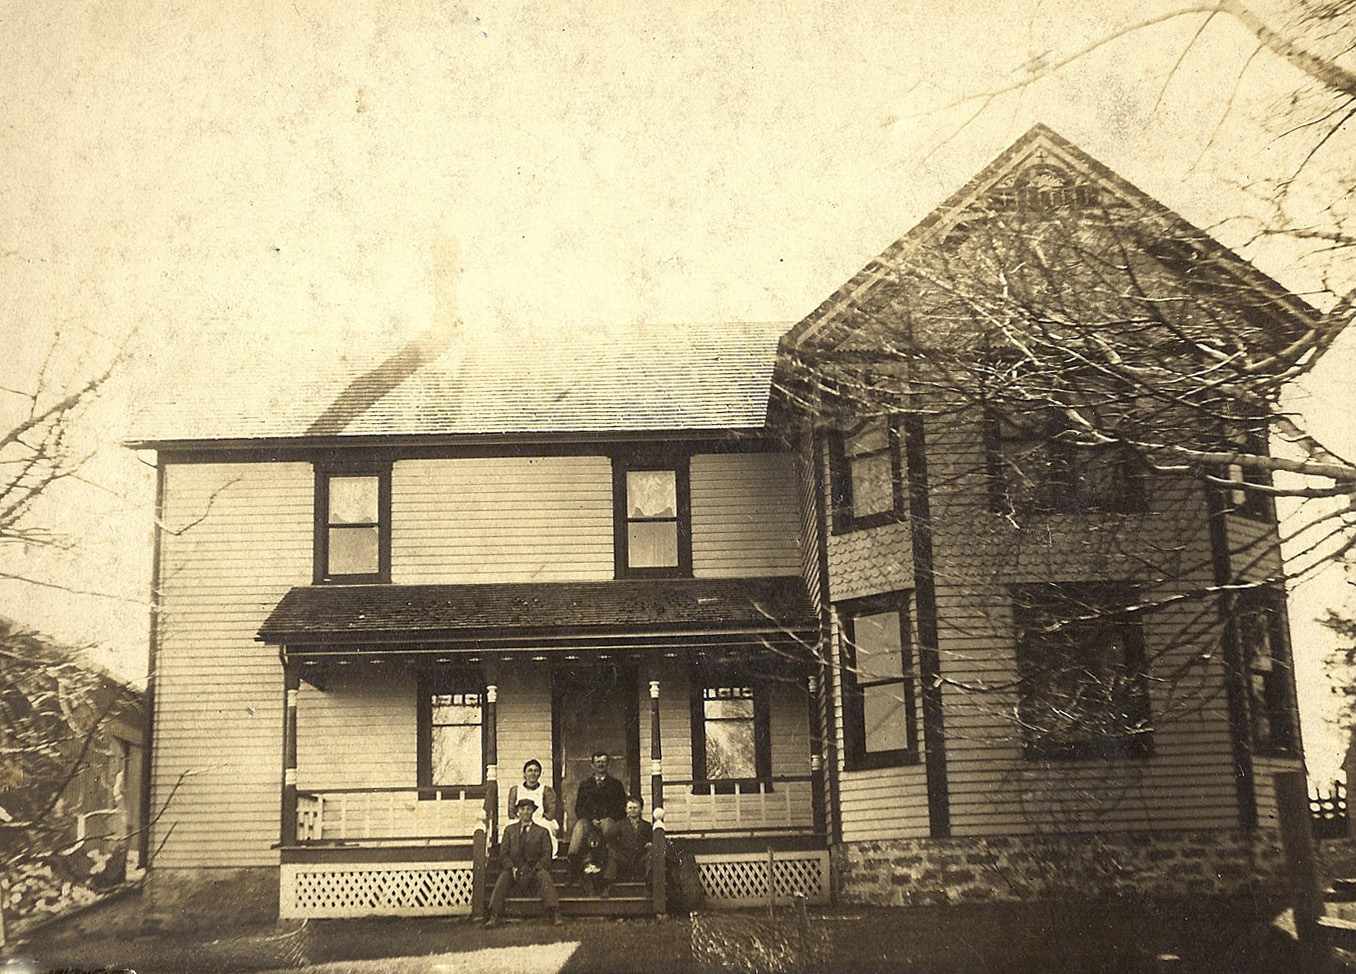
[3,0,1354,772]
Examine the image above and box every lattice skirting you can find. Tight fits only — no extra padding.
[694,851,830,907]
[279,862,475,918]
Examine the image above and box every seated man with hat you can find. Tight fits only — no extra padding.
[486,796,562,928]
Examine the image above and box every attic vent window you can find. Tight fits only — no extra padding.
[988,166,1099,213]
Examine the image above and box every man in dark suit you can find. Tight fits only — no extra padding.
[486,797,562,927]
[602,796,653,894]
[568,751,628,879]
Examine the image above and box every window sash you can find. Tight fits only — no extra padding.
[1012,585,1151,759]
[615,460,690,577]
[840,597,919,768]
[990,413,1143,515]
[831,416,904,532]
[419,676,485,789]
[1237,589,1294,753]
[317,468,390,582]
[690,679,769,784]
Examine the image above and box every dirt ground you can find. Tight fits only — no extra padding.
[2,885,1314,973]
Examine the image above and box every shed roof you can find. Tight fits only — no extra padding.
[130,321,791,447]
[257,576,818,650]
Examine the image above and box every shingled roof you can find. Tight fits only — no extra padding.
[129,321,791,447]
[257,576,819,649]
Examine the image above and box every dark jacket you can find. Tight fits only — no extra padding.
[613,816,653,867]
[574,773,627,822]
[501,819,553,873]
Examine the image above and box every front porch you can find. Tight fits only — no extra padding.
[260,577,831,919]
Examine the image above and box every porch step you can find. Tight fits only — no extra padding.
[500,894,653,918]
[488,856,653,917]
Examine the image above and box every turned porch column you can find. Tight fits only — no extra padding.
[279,662,300,846]
[649,679,664,813]
[484,683,499,844]
[807,672,826,835]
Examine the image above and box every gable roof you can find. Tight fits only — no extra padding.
[129,321,790,448]
[779,124,1324,357]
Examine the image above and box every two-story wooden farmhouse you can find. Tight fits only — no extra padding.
[130,126,1315,924]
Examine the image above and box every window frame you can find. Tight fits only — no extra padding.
[1011,583,1153,761]
[688,664,772,792]
[828,414,906,533]
[416,669,488,798]
[838,592,921,771]
[1236,587,1296,756]
[314,465,392,584]
[613,457,692,578]
[986,411,1145,517]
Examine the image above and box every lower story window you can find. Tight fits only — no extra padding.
[418,672,485,790]
[1237,588,1295,754]
[1012,583,1152,760]
[690,668,770,786]
[839,593,919,770]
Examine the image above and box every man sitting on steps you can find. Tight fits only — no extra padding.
[568,751,627,882]
[486,797,562,928]
[601,796,653,896]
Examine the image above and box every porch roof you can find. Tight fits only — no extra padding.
[257,576,819,651]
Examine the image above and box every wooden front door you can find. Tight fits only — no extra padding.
[552,664,640,835]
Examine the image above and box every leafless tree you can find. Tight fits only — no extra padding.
[774,162,1347,846]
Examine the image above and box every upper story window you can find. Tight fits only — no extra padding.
[1237,588,1295,755]
[417,670,486,793]
[1011,583,1152,760]
[613,459,691,577]
[839,593,919,770]
[988,412,1144,517]
[829,415,905,533]
[315,466,391,583]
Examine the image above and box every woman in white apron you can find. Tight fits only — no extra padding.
[505,758,560,855]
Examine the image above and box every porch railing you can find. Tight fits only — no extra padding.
[660,775,816,835]
[295,787,485,843]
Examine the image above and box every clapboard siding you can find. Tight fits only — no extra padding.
[296,672,415,790]
[822,403,1251,842]
[391,457,614,583]
[928,407,1239,837]
[690,452,802,577]
[496,665,555,808]
[1225,514,1286,582]
[152,461,313,869]
[795,433,824,612]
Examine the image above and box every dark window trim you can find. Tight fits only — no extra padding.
[838,591,920,771]
[1237,587,1297,756]
[688,664,772,793]
[613,457,692,578]
[828,415,906,534]
[314,464,392,584]
[416,669,487,795]
[1011,583,1154,762]
[985,409,1146,517]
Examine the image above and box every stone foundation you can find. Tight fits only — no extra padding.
[145,866,280,930]
[835,829,1287,906]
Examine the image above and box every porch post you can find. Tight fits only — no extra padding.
[280,661,299,846]
[807,673,826,835]
[649,679,663,813]
[484,684,499,844]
